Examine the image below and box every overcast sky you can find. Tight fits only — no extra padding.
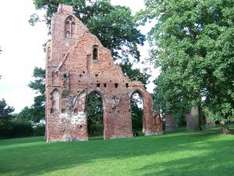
[0,0,158,113]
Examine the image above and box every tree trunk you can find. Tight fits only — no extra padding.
[186,106,201,131]
[220,120,231,134]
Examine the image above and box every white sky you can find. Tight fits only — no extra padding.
[0,0,159,113]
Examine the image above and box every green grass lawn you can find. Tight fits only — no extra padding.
[0,129,234,176]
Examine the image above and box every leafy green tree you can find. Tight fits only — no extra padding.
[31,0,144,62]
[141,0,234,133]
[153,75,189,127]
[120,63,150,86]
[17,106,34,122]
[0,99,14,119]
[28,67,45,122]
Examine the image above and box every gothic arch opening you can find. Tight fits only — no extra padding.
[130,90,144,136]
[51,89,60,113]
[85,91,104,139]
[65,15,75,38]
[93,45,98,61]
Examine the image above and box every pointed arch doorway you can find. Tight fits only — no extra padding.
[130,90,144,136]
[85,91,104,139]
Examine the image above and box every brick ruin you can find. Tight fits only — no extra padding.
[45,4,163,142]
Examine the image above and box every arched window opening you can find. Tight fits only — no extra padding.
[47,46,51,60]
[65,16,75,38]
[85,91,104,139]
[130,91,144,136]
[93,45,98,60]
[51,89,60,113]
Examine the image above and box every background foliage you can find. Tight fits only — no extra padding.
[140,0,234,130]
[31,0,144,62]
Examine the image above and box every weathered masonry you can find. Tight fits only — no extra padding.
[45,4,163,142]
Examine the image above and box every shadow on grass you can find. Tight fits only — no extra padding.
[0,129,233,176]
[135,139,234,176]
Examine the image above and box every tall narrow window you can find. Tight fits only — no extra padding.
[65,16,75,38]
[51,89,60,113]
[115,83,119,88]
[93,45,98,61]
[47,46,51,61]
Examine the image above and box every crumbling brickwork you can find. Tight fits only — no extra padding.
[45,4,163,142]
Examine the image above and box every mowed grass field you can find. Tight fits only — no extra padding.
[0,129,234,176]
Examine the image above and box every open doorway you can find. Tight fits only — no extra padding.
[85,91,104,139]
[130,91,144,136]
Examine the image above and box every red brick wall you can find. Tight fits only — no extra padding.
[45,4,162,142]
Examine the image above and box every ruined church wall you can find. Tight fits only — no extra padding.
[45,4,162,142]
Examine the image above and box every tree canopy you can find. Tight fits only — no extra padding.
[140,0,234,125]
[28,67,45,122]
[31,0,144,62]
[0,99,14,119]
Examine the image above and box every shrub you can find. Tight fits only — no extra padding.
[0,120,13,138]
[12,121,33,138]
[33,125,45,136]
[0,120,33,139]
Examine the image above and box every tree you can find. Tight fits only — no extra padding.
[0,99,14,119]
[28,67,45,122]
[120,63,150,86]
[141,0,234,133]
[153,75,189,127]
[17,106,34,122]
[30,0,144,62]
